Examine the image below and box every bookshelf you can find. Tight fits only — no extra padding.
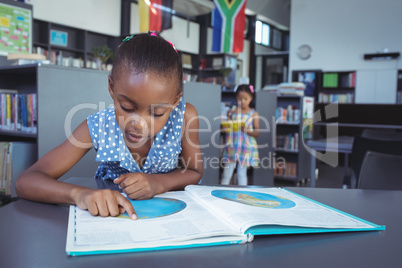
[274,95,313,186]
[180,51,199,83]
[318,71,356,104]
[0,64,112,183]
[32,19,119,69]
[198,53,237,91]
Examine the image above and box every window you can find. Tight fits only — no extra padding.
[255,20,270,46]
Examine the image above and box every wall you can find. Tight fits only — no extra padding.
[289,0,402,103]
[29,0,121,36]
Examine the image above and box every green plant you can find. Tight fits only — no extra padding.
[92,45,114,64]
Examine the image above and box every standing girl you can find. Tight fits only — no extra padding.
[221,84,259,186]
[16,33,203,220]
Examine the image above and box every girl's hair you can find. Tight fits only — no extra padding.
[235,84,254,98]
[235,84,255,108]
[111,33,183,93]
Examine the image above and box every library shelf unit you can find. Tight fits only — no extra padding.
[318,71,356,104]
[32,19,120,69]
[0,64,113,181]
[180,51,200,83]
[274,95,313,186]
[198,53,237,90]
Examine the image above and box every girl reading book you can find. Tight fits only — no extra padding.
[221,84,260,186]
[16,33,203,220]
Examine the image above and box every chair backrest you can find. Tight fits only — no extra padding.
[351,136,402,186]
[358,151,402,190]
[361,129,402,141]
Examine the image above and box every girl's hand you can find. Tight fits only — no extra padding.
[114,173,162,200]
[72,188,137,220]
[241,125,249,135]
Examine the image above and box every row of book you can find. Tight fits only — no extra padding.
[318,93,354,103]
[322,73,339,88]
[322,72,356,88]
[35,46,111,69]
[35,47,85,68]
[0,142,36,197]
[274,160,297,177]
[339,72,356,88]
[275,82,306,96]
[182,73,198,83]
[276,133,299,151]
[0,142,13,195]
[0,92,37,134]
[275,106,301,124]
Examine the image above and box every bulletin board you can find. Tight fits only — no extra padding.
[0,1,32,55]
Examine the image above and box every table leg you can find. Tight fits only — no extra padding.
[342,153,350,188]
[310,150,316,187]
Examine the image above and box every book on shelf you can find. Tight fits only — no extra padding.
[277,82,305,96]
[322,73,339,88]
[0,91,37,134]
[66,185,385,256]
[339,72,356,88]
[275,106,300,124]
[318,93,354,103]
[276,133,299,151]
[7,53,46,61]
[0,142,36,197]
[274,159,297,177]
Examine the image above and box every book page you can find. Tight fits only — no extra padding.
[67,191,247,254]
[185,185,377,233]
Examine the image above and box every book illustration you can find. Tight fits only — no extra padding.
[211,190,296,209]
[118,197,186,220]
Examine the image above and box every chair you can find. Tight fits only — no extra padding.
[348,136,402,188]
[361,129,402,140]
[358,151,402,190]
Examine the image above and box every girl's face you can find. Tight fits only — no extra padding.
[108,71,182,148]
[236,91,253,110]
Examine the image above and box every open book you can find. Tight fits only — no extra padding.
[66,185,385,256]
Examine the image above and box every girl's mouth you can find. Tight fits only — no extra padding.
[125,132,146,143]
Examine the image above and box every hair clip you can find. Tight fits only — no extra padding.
[149,32,177,53]
[123,34,134,42]
[249,85,254,93]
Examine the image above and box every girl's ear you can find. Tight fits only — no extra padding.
[108,75,115,98]
[173,92,183,106]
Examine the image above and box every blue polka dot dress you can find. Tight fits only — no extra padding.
[87,101,186,190]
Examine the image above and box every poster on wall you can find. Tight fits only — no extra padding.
[0,2,32,55]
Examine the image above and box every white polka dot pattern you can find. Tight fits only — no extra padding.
[86,101,186,181]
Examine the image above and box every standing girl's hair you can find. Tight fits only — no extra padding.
[112,33,183,93]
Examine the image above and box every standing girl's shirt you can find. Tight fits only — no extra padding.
[87,100,186,187]
[223,109,259,167]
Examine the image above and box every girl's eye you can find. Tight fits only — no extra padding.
[152,113,165,117]
[121,105,135,112]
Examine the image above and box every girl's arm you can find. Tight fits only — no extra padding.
[244,111,260,138]
[16,120,136,219]
[114,103,203,199]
